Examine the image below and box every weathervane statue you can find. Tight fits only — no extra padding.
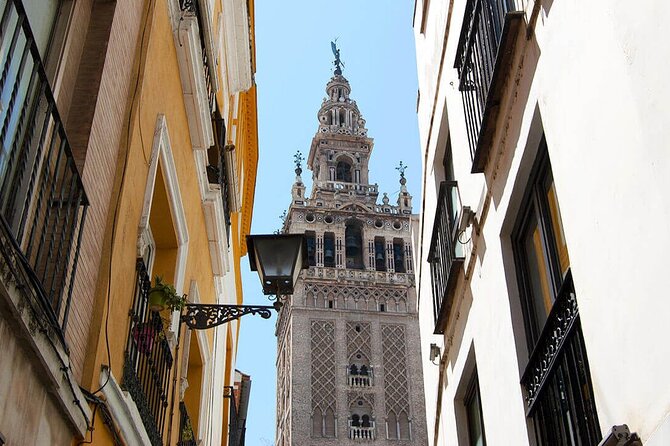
[331,40,344,75]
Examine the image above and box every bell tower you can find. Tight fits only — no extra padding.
[275,46,428,446]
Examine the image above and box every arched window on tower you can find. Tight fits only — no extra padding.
[345,220,364,269]
[398,412,410,440]
[374,237,386,271]
[336,161,352,182]
[393,238,406,273]
[324,232,335,267]
[305,231,316,266]
[387,412,398,439]
[324,408,336,437]
[313,408,323,437]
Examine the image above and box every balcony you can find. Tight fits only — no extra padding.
[454,0,523,172]
[428,181,465,334]
[347,365,374,387]
[207,112,232,239]
[122,259,176,446]
[349,421,375,440]
[0,0,88,349]
[317,180,378,195]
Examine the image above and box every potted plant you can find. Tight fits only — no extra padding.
[148,276,187,312]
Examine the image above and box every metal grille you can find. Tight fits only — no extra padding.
[454,0,513,160]
[207,111,231,240]
[0,0,88,348]
[521,277,601,445]
[122,259,175,446]
[428,181,463,333]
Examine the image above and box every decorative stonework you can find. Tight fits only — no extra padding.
[311,320,336,414]
[382,324,410,418]
[348,391,375,409]
[305,267,414,286]
[347,322,372,361]
[304,283,408,313]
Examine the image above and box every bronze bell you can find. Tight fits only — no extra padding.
[324,248,335,262]
[346,234,360,254]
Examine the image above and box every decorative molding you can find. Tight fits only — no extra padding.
[194,150,230,276]
[305,267,415,287]
[140,115,189,295]
[173,14,214,150]
[100,367,152,446]
[222,0,252,93]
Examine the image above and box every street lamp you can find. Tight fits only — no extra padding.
[178,233,307,330]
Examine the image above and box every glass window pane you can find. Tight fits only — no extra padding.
[466,377,486,446]
[544,177,571,278]
[23,0,59,58]
[522,210,554,333]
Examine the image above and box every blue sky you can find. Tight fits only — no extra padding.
[236,1,420,444]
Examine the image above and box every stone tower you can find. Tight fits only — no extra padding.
[275,53,428,446]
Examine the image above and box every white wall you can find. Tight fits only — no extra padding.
[414,0,670,445]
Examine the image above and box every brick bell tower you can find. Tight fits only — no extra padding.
[275,45,427,446]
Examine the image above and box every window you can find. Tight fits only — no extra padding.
[336,160,352,182]
[305,231,316,266]
[513,138,600,445]
[374,237,386,271]
[345,220,364,269]
[324,232,335,267]
[464,372,486,446]
[393,239,406,273]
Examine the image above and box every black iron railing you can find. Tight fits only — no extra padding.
[207,112,231,238]
[521,273,601,445]
[179,0,215,110]
[428,181,464,334]
[0,0,88,348]
[177,402,197,446]
[455,0,514,162]
[122,259,175,446]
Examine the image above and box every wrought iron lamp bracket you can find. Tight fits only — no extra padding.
[181,303,277,330]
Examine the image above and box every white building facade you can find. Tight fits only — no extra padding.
[413,1,670,445]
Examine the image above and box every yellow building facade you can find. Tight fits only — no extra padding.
[0,0,257,445]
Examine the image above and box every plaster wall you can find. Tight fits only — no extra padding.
[414,0,670,445]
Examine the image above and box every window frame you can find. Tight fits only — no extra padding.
[464,370,486,446]
[512,137,566,347]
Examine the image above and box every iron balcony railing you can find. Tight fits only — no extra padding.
[520,271,601,445]
[428,181,464,334]
[455,0,515,166]
[207,111,232,239]
[177,402,197,446]
[179,0,215,110]
[122,259,175,446]
[0,0,88,349]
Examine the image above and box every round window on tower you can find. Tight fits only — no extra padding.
[306,213,315,223]
[324,215,334,224]
[393,221,402,230]
[374,219,384,228]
